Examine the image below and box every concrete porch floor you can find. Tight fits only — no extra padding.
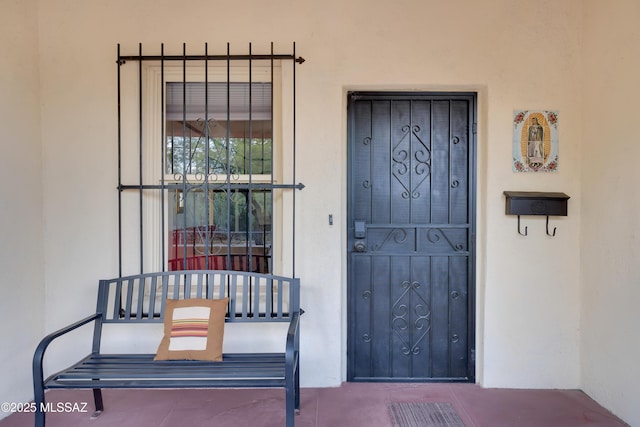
[0,383,628,427]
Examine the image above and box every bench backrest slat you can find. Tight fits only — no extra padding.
[136,277,145,319]
[148,275,158,318]
[98,270,299,324]
[112,281,122,320]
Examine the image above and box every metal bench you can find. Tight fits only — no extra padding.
[33,270,302,427]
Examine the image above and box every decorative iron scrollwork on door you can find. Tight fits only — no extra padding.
[391,281,432,356]
[392,124,432,199]
[426,228,465,252]
[371,228,408,251]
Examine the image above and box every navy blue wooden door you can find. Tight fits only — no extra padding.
[347,93,476,381]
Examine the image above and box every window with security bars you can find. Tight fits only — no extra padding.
[116,43,304,277]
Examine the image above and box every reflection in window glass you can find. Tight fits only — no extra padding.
[166,82,272,273]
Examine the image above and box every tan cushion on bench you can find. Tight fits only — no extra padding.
[154,298,228,361]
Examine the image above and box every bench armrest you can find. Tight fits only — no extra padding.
[285,311,302,367]
[33,313,101,387]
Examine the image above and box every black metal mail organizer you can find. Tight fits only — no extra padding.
[504,191,570,236]
[33,270,302,427]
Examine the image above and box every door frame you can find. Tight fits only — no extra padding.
[346,91,477,382]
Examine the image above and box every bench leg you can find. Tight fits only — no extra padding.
[295,363,300,413]
[34,380,46,427]
[286,363,298,427]
[34,408,45,427]
[285,384,294,427]
[91,389,104,418]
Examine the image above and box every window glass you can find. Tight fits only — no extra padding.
[166,82,272,273]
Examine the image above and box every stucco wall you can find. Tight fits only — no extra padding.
[581,1,640,425]
[11,0,640,422]
[0,0,44,418]
[33,0,584,390]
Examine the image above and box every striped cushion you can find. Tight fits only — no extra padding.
[168,306,211,350]
[155,298,228,361]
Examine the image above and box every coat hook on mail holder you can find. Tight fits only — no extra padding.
[546,216,557,237]
[517,215,528,236]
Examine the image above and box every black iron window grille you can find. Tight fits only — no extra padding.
[116,43,304,277]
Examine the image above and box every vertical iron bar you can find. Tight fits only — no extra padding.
[261,104,265,174]
[138,43,144,274]
[389,100,393,222]
[204,43,210,270]
[409,101,413,227]
[117,44,123,277]
[188,119,194,264]
[248,43,253,273]
[161,44,166,272]
[170,127,176,267]
[270,42,275,275]
[270,42,274,187]
[448,101,452,225]
[447,256,452,376]
[170,121,174,174]
[292,42,297,278]
[429,101,433,223]
[369,100,373,231]
[429,256,433,376]
[225,43,232,271]
[188,121,193,173]
[409,101,414,373]
[409,256,413,374]
[261,124,267,272]
[181,43,188,271]
[260,76,267,272]
[469,95,477,381]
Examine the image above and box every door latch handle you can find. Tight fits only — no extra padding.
[354,220,366,239]
[354,241,366,252]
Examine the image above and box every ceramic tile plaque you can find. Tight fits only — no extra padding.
[512,110,559,172]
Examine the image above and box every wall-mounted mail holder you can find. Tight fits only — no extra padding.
[503,191,570,237]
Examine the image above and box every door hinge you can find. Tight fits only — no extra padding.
[472,123,477,135]
[470,349,476,363]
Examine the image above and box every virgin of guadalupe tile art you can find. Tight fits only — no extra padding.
[512,110,558,172]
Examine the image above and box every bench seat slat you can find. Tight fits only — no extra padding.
[80,354,286,364]
[68,363,286,372]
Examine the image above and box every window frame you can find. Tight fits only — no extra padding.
[123,61,291,275]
